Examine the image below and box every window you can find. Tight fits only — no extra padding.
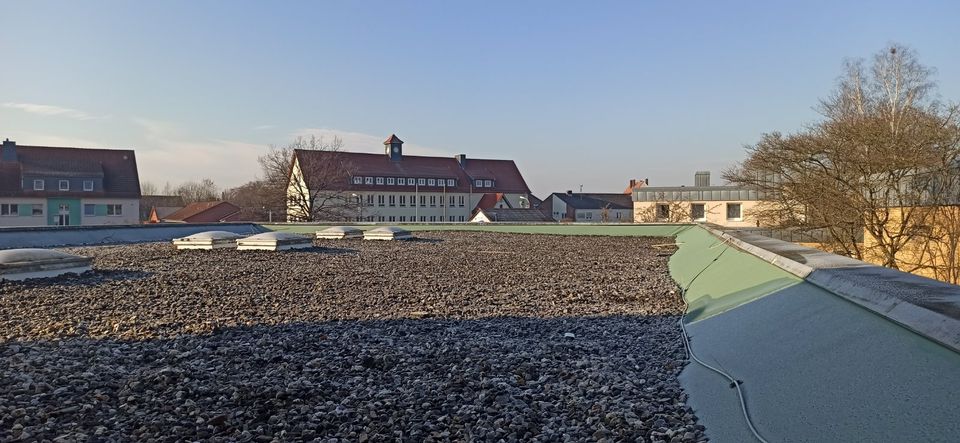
[399,195,406,207]
[387,177,395,185]
[388,216,395,222]
[106,204,123,216]
[83,180,94,191]
[376,177,384,185]
[398,178,406,185]
[366,216,374,222]
[458,196,465,207]
[475,179,484,187]
[430,216,436,222]
[691,203,706,221]
[420,216,426,222]
[458,215,464,222]
[33,179,44,191]
[378,216,385,222]
[0,204,17,216]
[420,195,426,207]
[353,176,363,185]
[484,180,493,188]
[449,196,455,207]
[726,203,742,220]
[366,195,374,206]
[84,204,96,216]
[585,212,593,220]
[388,195,396,206]
[449,216,455,222]
[31,204,42,216]
[400,216,406,222]
[656,204,670,220]
[429,196,436,207]
[428,178,436,186]
[377,195,385,206]
[410,195,417,207]
[364,177,374,185]
[447,179,455,187]
[407,178,415,186]
[417,178,426,186]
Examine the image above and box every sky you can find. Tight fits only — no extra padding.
[2,1,959,197]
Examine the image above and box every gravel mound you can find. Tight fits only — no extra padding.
[0,231,704,442]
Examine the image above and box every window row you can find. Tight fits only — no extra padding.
[352,176,457,187]
[0,203,43,216]
[354,194,466,208]
[656,202,742,221]
[0,203,123,217]
[31,179,95,192]
[355,215,466,222]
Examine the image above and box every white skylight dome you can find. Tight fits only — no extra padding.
[237,232,314,251]
[172,231,245,250]
[363,226,414,241]
[0,248,93,281]
[316,226,364,240]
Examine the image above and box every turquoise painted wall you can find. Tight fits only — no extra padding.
[46,198,81,226]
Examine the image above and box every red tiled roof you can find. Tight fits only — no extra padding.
[475,193,510,211]
[164,201,242,223]
[384,134,403,144]
[0,144,140,198]
[293,150,531,194]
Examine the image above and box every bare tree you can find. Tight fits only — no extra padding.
[725,44,960,267]
[222,180,278,222]
[259,135,355,222]
[175,178,220,204]
[140,181,159,196]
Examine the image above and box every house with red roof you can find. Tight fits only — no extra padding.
[287,134,535,222]
[160,201,242,223]
[0,139,141,226]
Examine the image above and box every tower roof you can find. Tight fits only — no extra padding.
[383,134,404,145]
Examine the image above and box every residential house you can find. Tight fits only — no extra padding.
[162,201,242,223]
[632,171,761,227]
[141,195,186,222]
[542,192,634,223]
[0,139,141,226]
[287,134,534,222]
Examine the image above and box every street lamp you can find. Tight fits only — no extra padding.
[351,193,361,222]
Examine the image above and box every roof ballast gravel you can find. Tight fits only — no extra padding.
[0,248,92,281]
[236,232,314,251]
[0,232,703,442]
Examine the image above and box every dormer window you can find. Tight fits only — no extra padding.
[83,180,94,191]
[353,176,363,185]
[418,178,426,186]
[364,177,374,185]
[59,180,70,191]
[33,179,44,191]
[428,179,436,186]
[447,179,455,187]
[484,180,493,188]
[376,177,384,185]
[387,177,395,185]
[398,178,406,185]
[475,179,484,188]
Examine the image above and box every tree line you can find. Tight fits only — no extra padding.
[725,43,960,282]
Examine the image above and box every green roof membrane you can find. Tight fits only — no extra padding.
[670,226,800,323]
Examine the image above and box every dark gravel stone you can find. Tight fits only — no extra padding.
[0,231,703,441]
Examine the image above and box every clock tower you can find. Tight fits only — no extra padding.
[384,134,403,161]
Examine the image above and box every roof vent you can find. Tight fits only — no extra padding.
[363,226,414,241]
[0,248,92,281]
[316,226,364,240]
[172,231,245,250]
[237,232,314,251]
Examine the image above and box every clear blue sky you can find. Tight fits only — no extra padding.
[2,1,958,197]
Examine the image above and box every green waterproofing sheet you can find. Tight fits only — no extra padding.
[672,226,960,442]
[670,225,801,322]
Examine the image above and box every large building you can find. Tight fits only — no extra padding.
[0,139,141,226]
[287,134,534,222]
[632,171,761,227]
[542,192,634,222]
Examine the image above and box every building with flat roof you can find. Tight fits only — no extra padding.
[0,139,141,226]
[633,171,762,227]
[287,134,534,222]
[542,191,633,223]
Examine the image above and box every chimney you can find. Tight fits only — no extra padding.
[645,178,649,185]
[695,171,711,187]
[629,179,637,189]
[455,154,467,168]
[566,190,573,196]
[1,139,16,162]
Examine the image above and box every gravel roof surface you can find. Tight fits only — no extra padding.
[0,231,704,442]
